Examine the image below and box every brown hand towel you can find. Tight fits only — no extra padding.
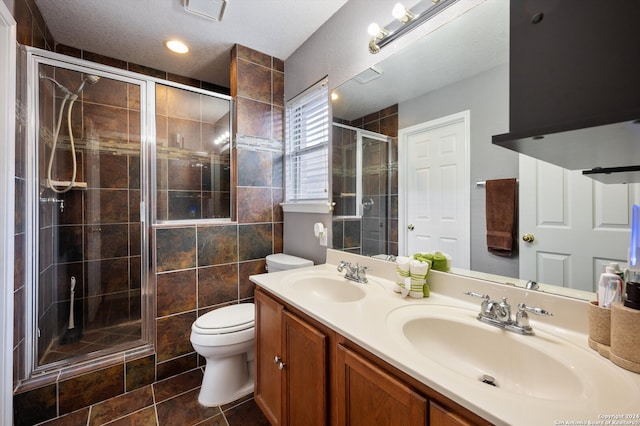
[485,178,517,257]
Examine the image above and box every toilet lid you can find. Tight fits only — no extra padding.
[194,303,255,334]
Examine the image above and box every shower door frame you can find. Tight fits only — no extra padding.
[331,122,392,254]
[23,47,155,381]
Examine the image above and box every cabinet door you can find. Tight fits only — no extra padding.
[282,311,328,426]
[510,0,640,133]
[335,344,427,426]
[255,290,284,426]
[430,401,474,426]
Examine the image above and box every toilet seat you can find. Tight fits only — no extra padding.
[193,303,255,335]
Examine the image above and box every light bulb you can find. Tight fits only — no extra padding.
[367,22,389,39]
[392,3,415,23]
[392,3,407,19]
[367,22,382,37]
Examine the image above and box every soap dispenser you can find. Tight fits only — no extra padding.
[598,266,623,308]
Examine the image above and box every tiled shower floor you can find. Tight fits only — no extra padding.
[39,322,142,365]
[36,368,270,425]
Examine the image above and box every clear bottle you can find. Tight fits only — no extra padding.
[598,266,623,308]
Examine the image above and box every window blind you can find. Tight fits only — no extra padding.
[285,78,329,202]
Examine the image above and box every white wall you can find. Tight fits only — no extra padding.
[400,63,519,277]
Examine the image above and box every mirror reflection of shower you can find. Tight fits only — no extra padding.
[39,72,100,194]
[332,123,394,256]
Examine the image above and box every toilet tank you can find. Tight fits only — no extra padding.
[266,253,313,273]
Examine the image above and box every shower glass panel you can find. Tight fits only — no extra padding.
[331,123,391,256]
[33,56,148,369]
[361,136,390,256]
[155,84,231,222]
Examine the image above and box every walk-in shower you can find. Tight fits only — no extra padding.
[29,54,151,370]
[20,47,232,385]
[331,123,395,256]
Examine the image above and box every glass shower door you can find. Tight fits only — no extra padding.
[361,136,390,256]
[35,60,145,367]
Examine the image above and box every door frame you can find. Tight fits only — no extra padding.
[0,2,16,424]
[398,110,470,265]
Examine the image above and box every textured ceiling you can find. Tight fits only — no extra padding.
[34,0,350,88]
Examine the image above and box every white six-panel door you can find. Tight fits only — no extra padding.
[399,111,470,269]
[519,155,640,292]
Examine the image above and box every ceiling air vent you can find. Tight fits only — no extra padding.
[354,66,383,84]
[184,0,227,22]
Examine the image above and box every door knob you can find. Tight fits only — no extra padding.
[408,224,415,231]
[522,233,535,243]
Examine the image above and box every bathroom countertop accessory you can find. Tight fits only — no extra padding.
[610,302,640,374]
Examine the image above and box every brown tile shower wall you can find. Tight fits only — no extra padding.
[10,0,283,419]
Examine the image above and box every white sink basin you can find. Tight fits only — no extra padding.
[283,272,383,303]
[386,304,636,403]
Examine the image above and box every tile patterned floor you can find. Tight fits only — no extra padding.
[36,368,270,426]
[40,322,142,365]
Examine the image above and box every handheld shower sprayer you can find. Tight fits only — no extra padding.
[39,71,101,193]
[76,74,101,94]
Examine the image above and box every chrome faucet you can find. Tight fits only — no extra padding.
[465,292,552,335]
[337,261,370,284]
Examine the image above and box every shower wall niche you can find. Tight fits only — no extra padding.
[35,60,146,367]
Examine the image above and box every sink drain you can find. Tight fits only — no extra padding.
[480,374,498,387]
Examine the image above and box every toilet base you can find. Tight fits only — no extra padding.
[198,353,254,407]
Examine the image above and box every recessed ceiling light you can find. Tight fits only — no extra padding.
[165,39,190,54]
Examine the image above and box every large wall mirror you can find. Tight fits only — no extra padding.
[330,0,638,300]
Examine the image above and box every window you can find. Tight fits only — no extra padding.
[285,78,329,203]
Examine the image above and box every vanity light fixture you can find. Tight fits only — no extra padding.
[367,22,390,54]
[165,39,190,54]
[368,0,459,54]
[214,131,230,145]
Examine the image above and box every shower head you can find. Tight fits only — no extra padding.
[39,73,75,97]
[76,74,100,94]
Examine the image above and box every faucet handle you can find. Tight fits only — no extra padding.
[337,260,350,272]
[516,302,552,330]
[465,291,490,300]
[518,303,553,317]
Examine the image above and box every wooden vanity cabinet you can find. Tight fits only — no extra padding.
[255,289,329,426]
[255,288,490,426]
[430,401,475,426]
[335,344,427,425]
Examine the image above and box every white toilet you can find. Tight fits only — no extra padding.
[266,253,314,272]
[190,253,312,407]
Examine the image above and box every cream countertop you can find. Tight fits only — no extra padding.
[250,249,640,426]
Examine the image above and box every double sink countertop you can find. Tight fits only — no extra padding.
[250,249,640,426]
